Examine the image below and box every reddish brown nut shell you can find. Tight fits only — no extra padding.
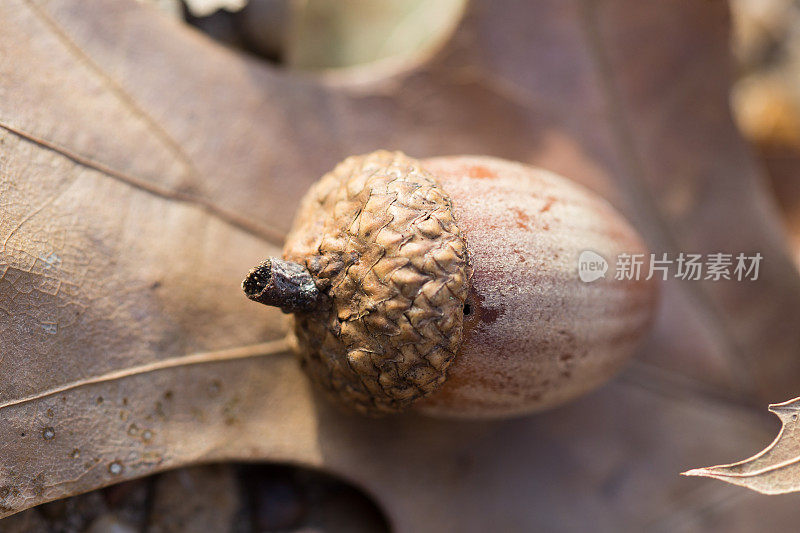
[243,151,658,418]
[415,156,657,418]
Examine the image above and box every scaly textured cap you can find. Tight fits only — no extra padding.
[283,151,471,415]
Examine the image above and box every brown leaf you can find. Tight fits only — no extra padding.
[684,397,800,494]
[3,0,800,530]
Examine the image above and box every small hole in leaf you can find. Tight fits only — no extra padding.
[239,463,389,532]
[180,0,466,78]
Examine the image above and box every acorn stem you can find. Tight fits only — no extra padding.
[242,258,320,313]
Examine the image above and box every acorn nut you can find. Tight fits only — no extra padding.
[243,151,658,418]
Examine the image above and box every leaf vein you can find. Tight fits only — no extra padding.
[0,121,285,246]
[0,337,292,411]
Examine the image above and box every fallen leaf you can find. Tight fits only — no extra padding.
[683,397,800,495]
[3,0,800,531]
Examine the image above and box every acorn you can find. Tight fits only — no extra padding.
[243,151,657,418]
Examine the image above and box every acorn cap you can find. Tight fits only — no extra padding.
[283,151,471,415]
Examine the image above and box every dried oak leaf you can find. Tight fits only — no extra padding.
[684,397,800,494]
[4,0,800,531]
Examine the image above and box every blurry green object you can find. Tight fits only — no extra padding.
[137,0,183,18]
[183,0,247,17]
[177,0,466,73]
[286,0,466,72]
